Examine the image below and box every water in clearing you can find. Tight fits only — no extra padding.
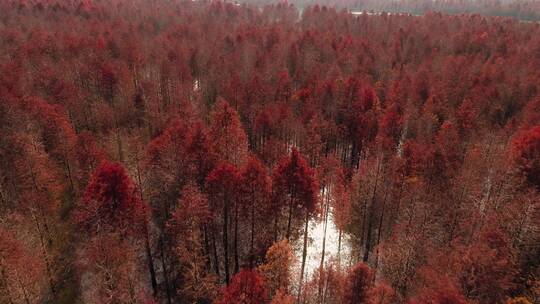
[293,205,352,286]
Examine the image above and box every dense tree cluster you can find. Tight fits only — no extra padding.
[0,0,539,303]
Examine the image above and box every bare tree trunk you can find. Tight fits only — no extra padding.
[63,156,75,193]
[223,198,230,284]
[297,212,310,303]
[203,224,212,271]
[448,185,467,243]
[145,233,158,296]
[390,172,405,234]
[363,156,382,262]
[363,214,374,262]
[374,183,390,274]
[360,196,368,259]
[317,187,329,302]
[322,272,329,304]
[250,199,255,267]
[234,201,240,274]
[135,162,158,296]
[273,211,279,242]
[31,211,56,299]
[159,236,172,304]
[211,226,220,278]
[286,193,295,240]
[114,121,124,162]
[26,162,56,298]
[337,229,342,268]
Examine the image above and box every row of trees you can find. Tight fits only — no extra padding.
[249,0,540,21]
[0,0,539,303]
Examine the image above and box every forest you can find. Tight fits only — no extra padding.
[0,0,539,303]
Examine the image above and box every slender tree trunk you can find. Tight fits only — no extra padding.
[337,229,342,268]
[25,161,56,298]
[145,233,158,296]
[114,121,124,162]
[250,199,255,267]
[317,187,329,302]
[211,226,220,278]
[233,201,240,275]
[322,273,329,304]
[31,211,56,298]
[341,142,347,165]
[363,215,374,262]
[286,193,294,240]
[63,156,75,193]
[363,156,382,262]
[135,163,158,296]
[391,172,405,233]
[374,184,389,273]
[223,198,230,284]
[203,224,212,271]
[159,236,172,304]
[448,185,467,243]
[38,206,53,246]
[360,196,368,259]
[273,211,279,242]
[297,212,310,303]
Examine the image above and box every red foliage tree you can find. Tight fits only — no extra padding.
[206,162,242,284]
[210,98,249,166]
[78,233,150,304]
[0,227,47,303]
[511,125,540,190]
[410,285,468,304]
[189,122,217,189]
[146,120,194,187]
[144,119,196,226]
[272,148,318,298]
[239,155,272,265]
[330,165,351,263]
[272,148,318,240]
[168,184,212,242]
[74,161,146,236]
[435,121,463,176]
[339,81,379,168]
[98,62,119,103]
[458,230,516,303]
[75,131,106,190]
[342,263,374,304]
[371,282,398,304]
[218,269,269,304]
[377,104,403,154]
[166,184,217,302]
